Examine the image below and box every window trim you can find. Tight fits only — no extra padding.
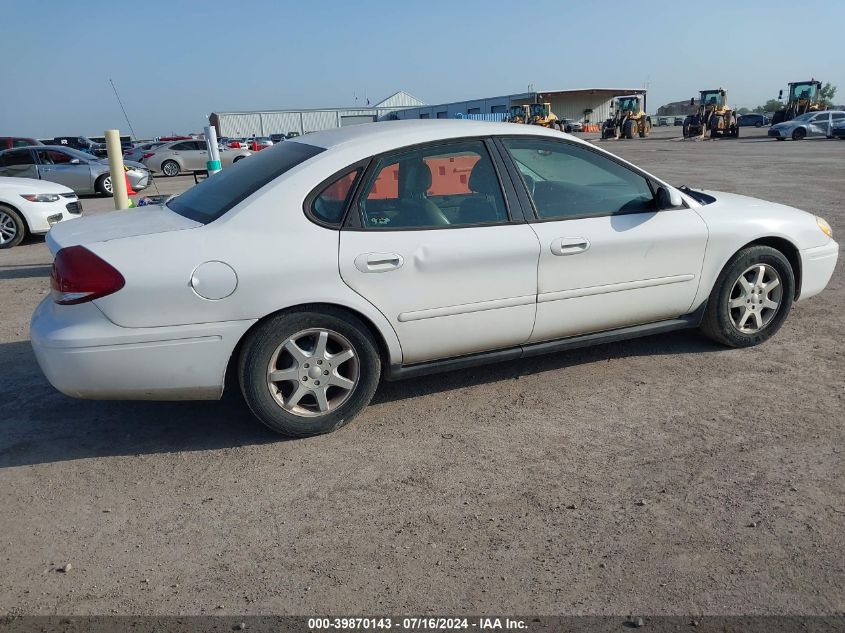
[493,135,683,224]
[343,136,519,232]
[302,158,370,229]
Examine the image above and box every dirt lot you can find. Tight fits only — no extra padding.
[0,127,842,617]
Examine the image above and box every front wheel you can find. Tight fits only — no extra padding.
[95,174,113,196]
[0,204,26,249]
[238,310,381,437]
[623,120,636,139]
[792,128,807,141]
[700,245,794,348]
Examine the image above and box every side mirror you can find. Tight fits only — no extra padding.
[778,90,783,100]
[70,158,81,165]
[656,186,683,210]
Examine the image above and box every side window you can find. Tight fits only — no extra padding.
[310,169,360,226]
[3,149,35,166]
[171,142,191,151]
[13,138,34,148]
[501,138,655,220]
[48,150,73,164]
[358,140,508,230]
[191,141,206,150]
[830,113,845,121]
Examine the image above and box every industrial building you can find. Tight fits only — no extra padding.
[209,87,646,137]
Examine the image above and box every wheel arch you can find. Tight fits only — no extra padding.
[223,301,396,396]
[0,200,31,234]
[739,236,802,299]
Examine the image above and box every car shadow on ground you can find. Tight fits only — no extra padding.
[0,331,723,468]
[0,264,52,280]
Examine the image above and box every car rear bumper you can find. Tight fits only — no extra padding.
[30,298,256,400]
[798,239,839,300]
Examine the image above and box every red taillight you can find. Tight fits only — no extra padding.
[142,152,155,159]
[50,246,125,305]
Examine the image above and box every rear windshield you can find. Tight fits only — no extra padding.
[167,141,324,224]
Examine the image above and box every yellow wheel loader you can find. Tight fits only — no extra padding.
[771,80,822,125]
[527,102,566,131]
[601,95,652,139]
[683,89,738,139]
[506,104,529,124]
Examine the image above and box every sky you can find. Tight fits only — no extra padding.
[2,0,842,139]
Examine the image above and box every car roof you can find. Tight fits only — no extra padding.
[289,119,575,154]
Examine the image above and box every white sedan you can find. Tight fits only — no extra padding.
[0,177,82,249]
[31,121,838,437]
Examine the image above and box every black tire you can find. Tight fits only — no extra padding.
[238,309,381,437]
[710,115,723,138]
[755,122,762,128]
[624,120,636,139]
[95,174,113,196]
[160,160,180,177]
[0,204,26,249]
[776,137,785,141]
[682,122,690,138]
[792,128,806,141]
[733,124,740,138]
[700,245,795,348]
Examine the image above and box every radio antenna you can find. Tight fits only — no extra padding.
[109,78,139,141]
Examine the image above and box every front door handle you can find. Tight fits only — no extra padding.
[551,237,590,256]
[354,252,404,273]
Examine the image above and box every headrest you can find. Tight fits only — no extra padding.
[468,159,499,195]
[399,160,432,196]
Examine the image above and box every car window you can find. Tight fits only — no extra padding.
[502,137,655,220]
[358,140,508,230]
[170,142,192,151]
[13,138,35,148]
[310,169,361,226]
[1,149,35,166]
[831,113,845,121]
[167,141,324,224]
[37,150,73,165]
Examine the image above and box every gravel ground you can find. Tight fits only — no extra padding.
[0,127,842,617]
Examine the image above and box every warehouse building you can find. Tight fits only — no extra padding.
[209,91,427,137]
[392,88,647,124]
[209,87,646,137]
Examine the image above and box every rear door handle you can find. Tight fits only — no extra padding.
[354,252,404,273]
[551,237,590,256]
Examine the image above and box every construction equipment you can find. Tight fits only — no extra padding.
[682,89,738,139]
[771,80,823,125]
[601,95,652,139]
[527,102,566,131]
[506,104,529,124]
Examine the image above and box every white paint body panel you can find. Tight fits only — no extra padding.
[0,177,80,234]
[529,209,708,341]
[340,224,540,364]
[29,121,839,401]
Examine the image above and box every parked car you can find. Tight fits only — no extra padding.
[768,110,845,140]
[253,137,274,149]
[0,146,151,196]
[31,121,838,437]
[123,141,166,163]
[286,132,301,139]
[270,134,286,144]
[51,136,107,157]
[1,136,43,150]
[0,177,81,248]
[140,140,252,176]
[558,118,583,133]
[737,113,770,127]
[673,117,685,126]
[832,119,845,139]
[657,117,670,127]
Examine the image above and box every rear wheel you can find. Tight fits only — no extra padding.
[792,128,807,141]
[623,120,636,139]
[710,115,723,138]
[0,205,25,249]
[160,160,180,177]
[238,310,381,437]
[700,245,794,348]
[95,175,113,196]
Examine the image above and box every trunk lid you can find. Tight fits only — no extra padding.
[46,205,201,255]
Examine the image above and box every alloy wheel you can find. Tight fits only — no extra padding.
[0,210,17,245]
[728,264,783,333]
[266,328,359,417]
[162,162,179,177]
[103,176,113,194]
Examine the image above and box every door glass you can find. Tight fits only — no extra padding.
[358,140,508,229]
[48,150,73,164]
[3,149,35,166]
[831,113,845,121]
[502,138,654,220]
[170,142,191,151]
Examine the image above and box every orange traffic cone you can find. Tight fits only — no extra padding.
[124,172,137,196]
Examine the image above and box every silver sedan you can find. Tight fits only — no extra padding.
[0,145,151,196]
[767,110,845,140]
[142,140,251,176]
